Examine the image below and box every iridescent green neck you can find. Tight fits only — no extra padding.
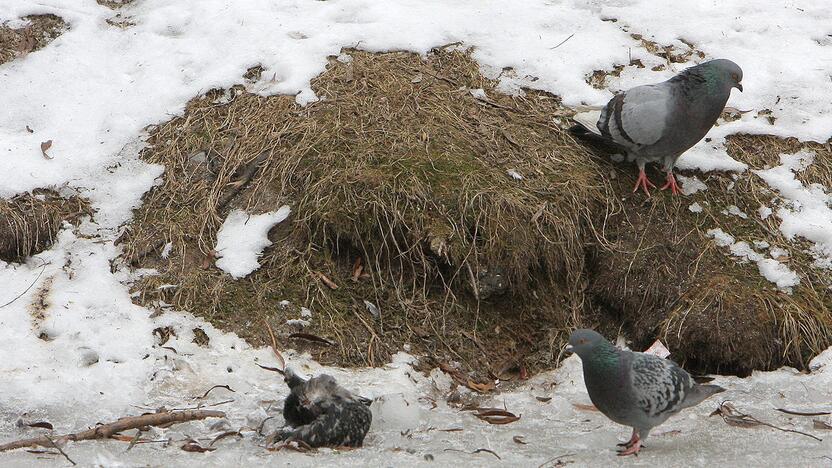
[585,340,619,372]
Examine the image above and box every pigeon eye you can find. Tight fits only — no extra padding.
[731,73,738,81]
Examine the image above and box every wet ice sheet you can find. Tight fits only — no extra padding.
[2,346,831,467]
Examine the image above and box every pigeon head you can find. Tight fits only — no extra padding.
[700,59,743,92]
[566,329,610,357]
[300,374,354,409]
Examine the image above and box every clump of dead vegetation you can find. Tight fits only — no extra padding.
[122,47,607,379]
[122,46,830,378]
[0,190,91,263]
[0,14,66,65]
[584,133,832,374]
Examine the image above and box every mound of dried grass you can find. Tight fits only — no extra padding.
[586,134,832,374]
[0,14,66,65]
[0,190,91,263]
[124,48,605,375]
[124,47,830,376]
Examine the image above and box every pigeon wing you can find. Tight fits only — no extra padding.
[629,353,695,419]
[598,84,670,148]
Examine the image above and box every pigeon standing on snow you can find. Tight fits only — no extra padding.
[275,368,373,448]
[571,59,743,195]
[566,329,725,456]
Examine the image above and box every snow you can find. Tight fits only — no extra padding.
[0,0,831,465]
[214,207,291,279]
[707,228,800,291]
[677,175,707,195]
[722,204,748,219]
[688,202,703,213]
[754,151,832,268]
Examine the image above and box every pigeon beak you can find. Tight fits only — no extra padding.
[564,345,574,355]
[736,83,743,92]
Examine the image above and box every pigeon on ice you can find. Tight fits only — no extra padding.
[566,329,725,456]
[275,368,373,448]
[571,59,743,195]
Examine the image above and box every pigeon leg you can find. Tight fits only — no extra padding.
[632,167,656,196]
[616,433,642,456]
[659,171,681,195]
[616,428,638,448]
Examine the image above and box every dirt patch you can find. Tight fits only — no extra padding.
[0,14,67,66]
[0,190,92,263]
[123,47,831,377]
[584,134,832,375]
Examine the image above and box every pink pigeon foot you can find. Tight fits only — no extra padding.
[659,171,681,195]
[632,169,656,196]
[617,429,639,448]
[616,434,642,456]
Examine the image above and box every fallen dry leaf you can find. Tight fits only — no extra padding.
[813,419,832,430]
[181,440,216,453]
[40,140,53,159]
[315,271,339,289]
[473,408,521,425]
[513,435,527,445]
[536,396,552,403]
[351,257,363,281]
[26,421,54,430]
[466,379,496,394]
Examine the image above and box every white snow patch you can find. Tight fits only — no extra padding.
[722,204,748,219]
[160,242,173,259]
[469,88,487,100]
[755,151,832,268]
[688,202,703,213]
[758,206,773,220]
[300,307,312,318]
[214,207,291,279]
[676,175,707,195]
[707,229,800,291]
[285,319,310,328]
[507,169,523,180]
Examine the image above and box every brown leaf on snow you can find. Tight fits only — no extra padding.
[466,379,496,394]
[513,435,527,444]
[26,421,54,430]
[813,419,832,430]
[181,439,216,453]
[473,408,521,425]
[535,396,552,403]
[40,140,53,159]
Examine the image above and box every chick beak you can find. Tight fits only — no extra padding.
[736,82,743,92]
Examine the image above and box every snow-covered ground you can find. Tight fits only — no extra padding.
[1,0,831,465]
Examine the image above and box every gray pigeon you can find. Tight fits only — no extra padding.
[566,329,725,456]
[571,59,743,195]
[275,368,373,448]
